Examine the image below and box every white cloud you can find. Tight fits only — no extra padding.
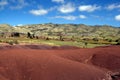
[58,3,76,13]
[29,9,48,16]
[16,24,23,26]
[0,0,8,6]
[48,6,58,11]
[79,15,87,19]
[78,5,100,12]
[53,15,77,20]
[10,5,24,9]
[0,0,8,9]
[107,4,120,10]
[52,0,64,3]
[115,15,120,21]
[10,0,28,9]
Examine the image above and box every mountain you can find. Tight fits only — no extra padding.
[0,23,120,39]
[0,24,14,32]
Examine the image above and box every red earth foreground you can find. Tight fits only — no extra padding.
[0,45,120,80]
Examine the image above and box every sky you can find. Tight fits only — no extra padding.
[0,0,120,27]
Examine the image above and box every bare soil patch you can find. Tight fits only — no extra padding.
[0,45,120,80]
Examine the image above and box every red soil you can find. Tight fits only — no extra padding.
[0,45,120,80]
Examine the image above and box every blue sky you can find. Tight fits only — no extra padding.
[0,0,120,27]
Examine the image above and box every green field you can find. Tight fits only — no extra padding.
[0,37,118,48]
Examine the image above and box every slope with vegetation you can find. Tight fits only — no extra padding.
[0,23,120,47]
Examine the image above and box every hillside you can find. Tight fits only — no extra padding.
[0,24,14,32]
[0,24,120,39]
[0,45,120,80]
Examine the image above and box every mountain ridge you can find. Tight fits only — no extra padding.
[0,23,120,39]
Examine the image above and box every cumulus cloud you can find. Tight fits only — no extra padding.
[106,4,120,10]
[29,9,48,16]
[78,5,101,12]
[10,0,28,9]
[53,15,77,20]
[115,15,120,21]
[79,15,87,19]
[52,0,64,3]
[58,3,76,13]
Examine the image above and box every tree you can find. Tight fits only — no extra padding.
[57,32,64,41]
[27,32,33,39]
[116,38,120,45]
[11,32,20,37]
[84,42,88,48]
[27,32,31,38]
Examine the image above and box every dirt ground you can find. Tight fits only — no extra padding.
[0,45,120,80]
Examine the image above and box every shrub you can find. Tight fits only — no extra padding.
[115,38,120,45]
[83,38,90,41]
[0,40,2,42]
[108,39,112,42]
[5,40,19,45]
[84,42,88,48]
[93,38,99,42]
[46,37,49,40]
[116,42,120,45]
[115,38,120,42]
[116,40,120,45]
[14,40,19,44]
[8,41,14,45]
[105,38,112,42]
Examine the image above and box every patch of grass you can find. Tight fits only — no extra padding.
[0,37,111,48]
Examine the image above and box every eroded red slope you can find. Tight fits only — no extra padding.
[0,45,119,80]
